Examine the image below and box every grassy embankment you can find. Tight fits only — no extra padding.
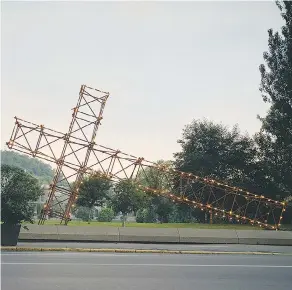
[26,220,262,230]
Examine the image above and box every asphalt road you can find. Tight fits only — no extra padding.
[2,252,292,290]
[16,241,292,254]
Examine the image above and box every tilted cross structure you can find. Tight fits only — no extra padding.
[6,85,287,229]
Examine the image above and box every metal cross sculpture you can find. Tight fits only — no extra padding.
[6,85,286,229]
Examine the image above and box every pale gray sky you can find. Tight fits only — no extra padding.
[1,1,284,164]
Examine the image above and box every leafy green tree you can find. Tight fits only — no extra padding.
[1,164,42,224]
[137,160,175,223]
[76,173,112,208]
[169,203,198,223]
[74,206,92,222]
[110,179,146,227]
[174,120,257,185]
[97,207,115,222]
[173,120,259,222]
[153,197,175,223]
[256,1,292,200]
[136,207,157,223]
[135,208,146,223]
[138,160,173,189]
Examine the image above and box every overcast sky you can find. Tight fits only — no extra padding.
[1,1,284,164]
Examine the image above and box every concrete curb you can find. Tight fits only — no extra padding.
[2,246,292,256]
[17,225,292,246]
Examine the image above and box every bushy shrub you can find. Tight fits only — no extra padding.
[1,164,42,224]
[97,207,115,222]
[136,208,156,223]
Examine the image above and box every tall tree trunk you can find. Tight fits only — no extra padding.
[122,214,127,227]
[209,210,213,224]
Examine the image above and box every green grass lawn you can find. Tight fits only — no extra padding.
[26,220,262,230]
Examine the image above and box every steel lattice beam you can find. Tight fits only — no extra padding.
[6,85,287,229]
[8,85,109,225]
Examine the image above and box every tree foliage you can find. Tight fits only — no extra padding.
[169,203,199,223]
[138,160,173,189]
[136,160,175,223]
[74,206,93,222]
[136,207,157,223]
[172,120,266,222]
[76,173,112,208]
[1,164,42,224]
[256,0,292,198]
[110,179,146,226]
[174,119,257,187]
[97,207,115,222]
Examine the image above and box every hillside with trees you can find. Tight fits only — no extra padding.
[1,150,54,185]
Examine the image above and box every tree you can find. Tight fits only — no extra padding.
[1,164,42,224]
[74,206,92,222]
[169,203,199,223]
[97,207,115,222]
[110,179,146,226]
[256,1,292,199]
[173,120,260,222]
[174,119,257,187]
[136,208,157,223]
[138,160,173,189]
[76,172,112,208]
[136,160,175,223]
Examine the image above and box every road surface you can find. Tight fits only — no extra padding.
[2,251,292,290]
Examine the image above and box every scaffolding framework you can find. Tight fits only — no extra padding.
[7,85,286,229]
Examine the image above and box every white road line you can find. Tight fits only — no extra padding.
[2,262,292,268]
[17,244,229,248]
[1,253,148,257]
